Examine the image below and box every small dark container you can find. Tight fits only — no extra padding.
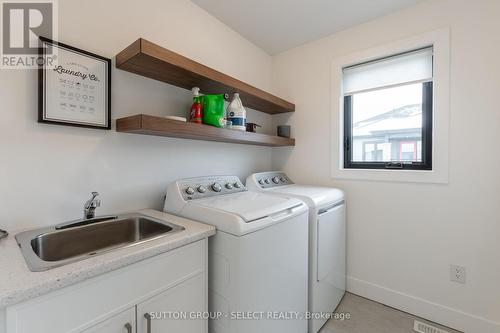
[246,123,261,133]
[277,125,291,138]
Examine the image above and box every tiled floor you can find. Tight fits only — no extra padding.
[320,293,462,333]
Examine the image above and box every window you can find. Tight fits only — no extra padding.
[343,47,433,170]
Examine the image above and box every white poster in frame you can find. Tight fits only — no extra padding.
[38,37,111,129]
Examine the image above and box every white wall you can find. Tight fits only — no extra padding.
[0,0,276,230]
[2,1,499,331]
[271,0,500,332]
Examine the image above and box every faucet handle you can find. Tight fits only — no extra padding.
[90,192,100,207]
[84,192,101,219]
[85,192,100,209]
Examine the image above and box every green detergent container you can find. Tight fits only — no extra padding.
[202,94,225,127]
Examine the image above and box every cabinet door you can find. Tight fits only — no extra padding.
[82,308,135,333]
[137,274,206,333]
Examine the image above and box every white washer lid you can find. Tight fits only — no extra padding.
[195,191,303,222]
[178,191,307,235]
[269,185,344,208]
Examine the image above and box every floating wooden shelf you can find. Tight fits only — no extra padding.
[116,115,295,147]
[115,38,295,114]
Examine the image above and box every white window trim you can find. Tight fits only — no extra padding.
[330,28,450,184]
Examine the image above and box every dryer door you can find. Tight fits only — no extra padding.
[317,202,346,289]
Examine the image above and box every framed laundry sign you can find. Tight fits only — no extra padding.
[38,37,111,129]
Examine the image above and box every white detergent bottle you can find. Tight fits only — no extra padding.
[226,93,246,131]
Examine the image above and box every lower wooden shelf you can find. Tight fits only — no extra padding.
[116,114,295,147]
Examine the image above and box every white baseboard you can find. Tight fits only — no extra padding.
[347,276,500,333]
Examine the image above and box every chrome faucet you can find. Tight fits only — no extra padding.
[84,192,101,219]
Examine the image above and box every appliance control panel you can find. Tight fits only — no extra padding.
[255,172,294,189]
[178,175,246,201]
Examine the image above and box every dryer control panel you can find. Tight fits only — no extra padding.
[177,175,246,201]
[249,172,294,189]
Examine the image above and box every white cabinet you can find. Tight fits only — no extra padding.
[83,308,135,333]
[5,239,208,333]
[82,274,206,333]
[137,274,206,333]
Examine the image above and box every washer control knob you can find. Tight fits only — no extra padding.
[258,179,265,185]
[272,177,280,184]
[234,182,242,188]
[225,183,234,190]
[197,185,207,193]
[264,178,271,184]
[185,187,195,195]
[212,183,222,192]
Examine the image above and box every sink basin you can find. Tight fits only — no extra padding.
[16,214,185,272]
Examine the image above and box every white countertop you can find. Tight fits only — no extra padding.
[0,209,215,308]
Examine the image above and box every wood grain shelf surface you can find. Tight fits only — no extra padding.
[116,114,295,147]
[115,38,295,114]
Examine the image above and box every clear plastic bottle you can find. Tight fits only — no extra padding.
[226,93,247,131]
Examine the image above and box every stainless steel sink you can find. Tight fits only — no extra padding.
[16,214,185,272]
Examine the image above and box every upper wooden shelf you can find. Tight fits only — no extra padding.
[115,38,295,114]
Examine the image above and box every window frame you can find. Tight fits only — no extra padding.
[343,81,433,171]
[330,28,450,184]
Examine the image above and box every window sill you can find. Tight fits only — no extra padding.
[332,167,448,184]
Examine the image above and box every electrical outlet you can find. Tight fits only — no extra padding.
[450,264,466,284]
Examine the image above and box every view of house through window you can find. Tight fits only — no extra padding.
[352,83,423,163]
[343,46,433,170]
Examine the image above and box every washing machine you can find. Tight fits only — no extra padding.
[164,175,309,333]
[246,171,346,333]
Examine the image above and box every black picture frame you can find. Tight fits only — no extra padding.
[38,37,111,130]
